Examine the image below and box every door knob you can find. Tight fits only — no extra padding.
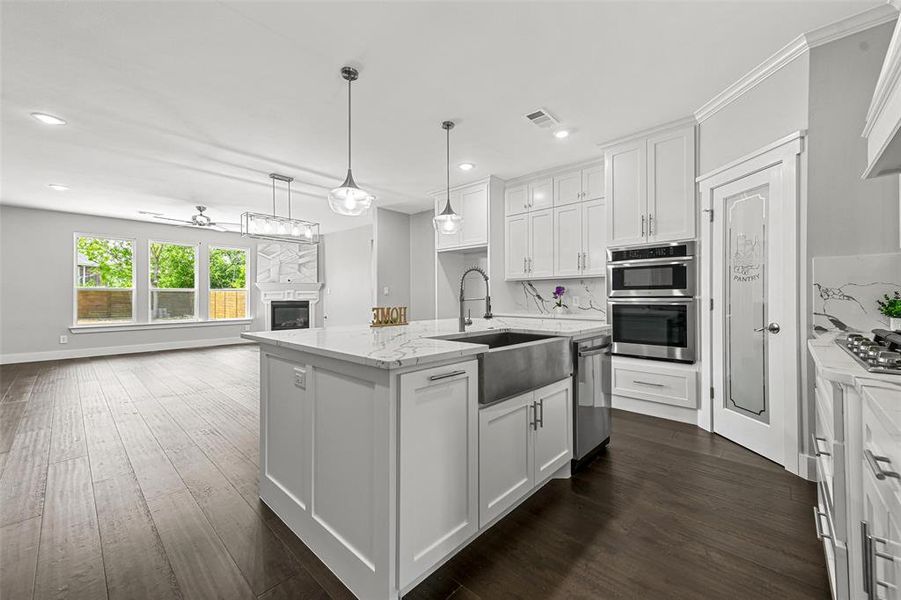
[754,322,781,334]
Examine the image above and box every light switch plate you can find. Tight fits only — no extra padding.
[293,367,306,389]
[59,335,68,344]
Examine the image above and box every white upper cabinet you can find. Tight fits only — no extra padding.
[605,121,696,246]
[435,180,491,251]
[582,164,605,202]
[647,127,695,243]
[581,199,607,277]
[505,214,529,279]
[528,208,555,278]
[528,178,554,212]
[460,184,488,247]
[553,170,583,207]
[864,15,901,180]
[505,184,529,216]
[554,204,583,277]
[606,140,647,246]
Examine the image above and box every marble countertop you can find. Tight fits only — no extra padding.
[243,317,611,370]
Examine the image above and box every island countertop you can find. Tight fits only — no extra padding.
[242,316,610,370]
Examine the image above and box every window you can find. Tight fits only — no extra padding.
[75,236,134,324]
[149,241,197,321]
[209,246,248,320]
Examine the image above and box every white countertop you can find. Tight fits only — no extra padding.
[242,316,610,370]
[808,333,901,435]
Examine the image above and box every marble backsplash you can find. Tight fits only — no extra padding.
[812,252,901,334]
[509,279,607,319]
[257,242,318,284]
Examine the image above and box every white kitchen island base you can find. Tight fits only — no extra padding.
[256,341,575,600]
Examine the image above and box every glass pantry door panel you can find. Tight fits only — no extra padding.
[725,185,768,423]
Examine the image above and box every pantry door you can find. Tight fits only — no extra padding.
[701,135,802,471]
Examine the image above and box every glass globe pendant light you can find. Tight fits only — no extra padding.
[433,120,463,235]
[328,66,374,216]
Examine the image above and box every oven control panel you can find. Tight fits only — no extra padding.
[609,243,691,263]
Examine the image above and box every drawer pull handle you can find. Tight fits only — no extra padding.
[633,380,665,388]
[811,434,831,457]
[429,370,466,382]
[813,507,831,541]
[864,449,900,480]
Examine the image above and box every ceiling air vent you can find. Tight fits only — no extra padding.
[524,108,560,129]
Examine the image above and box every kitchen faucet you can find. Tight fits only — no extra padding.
[459,266,492,332]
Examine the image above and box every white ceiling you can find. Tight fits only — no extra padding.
[0,0,883,233]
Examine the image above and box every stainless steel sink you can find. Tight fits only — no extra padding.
[446,331,571,405]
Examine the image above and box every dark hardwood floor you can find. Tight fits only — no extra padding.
[0,346,828,599]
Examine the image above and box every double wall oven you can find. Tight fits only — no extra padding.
[607,241,697,363]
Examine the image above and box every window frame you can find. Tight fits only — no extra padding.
[73,233,137,326]
[208,244,251,321]
[147,239,200,323]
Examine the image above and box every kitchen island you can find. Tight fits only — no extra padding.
[243,317,609,600]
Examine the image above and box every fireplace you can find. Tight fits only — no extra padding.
[270,300,310,331]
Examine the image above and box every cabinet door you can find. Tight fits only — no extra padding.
[479,392,535,527]
[862,465,901,600]
[435,192,462,249]
[582,164,605,202]
[505,184,529,216]
[554,170,583,207]
[647,126,695,242]
[605,141,647,245]
[533,379,572,485]
[459,184,488,247]
[399,362,478,588]
[529,178,554,211]
[528,208,554,278]
[553,204,583,277]
[581,199,607,277]
[505,215,529,280]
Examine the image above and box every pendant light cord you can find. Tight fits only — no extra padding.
[347,77,352,171]
[446,125,450,204]
[272,176,276,217]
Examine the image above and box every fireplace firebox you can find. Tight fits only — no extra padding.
[270,300,310,331]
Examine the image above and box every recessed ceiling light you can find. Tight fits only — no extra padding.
[31,112,67,126]
[554,130,570,139]
[47,184,69,191]
[458,162,475,171]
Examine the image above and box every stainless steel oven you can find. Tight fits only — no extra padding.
[608,297,697,363]
[607,241,696,298]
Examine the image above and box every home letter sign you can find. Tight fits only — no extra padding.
[370,306,409,328]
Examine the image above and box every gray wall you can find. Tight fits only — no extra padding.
[374,208,411,310]
[0,205,260,361]
[698,54,810,175]
[321,225,373,327]
[409,210,436,320]
[807,22,899,260]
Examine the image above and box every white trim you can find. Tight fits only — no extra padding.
[73,232,137,325]
[596,116,697,150]
[697,131,807,183]
[69,318,252,334]
[148,239,200,322]
[0,337,254,365]
[694,4,898,124]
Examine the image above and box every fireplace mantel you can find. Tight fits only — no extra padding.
[255,282,322,330]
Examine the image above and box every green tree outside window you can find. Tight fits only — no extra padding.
[76,237,133,288]
[209,248,247,289]
[150,243,196,288]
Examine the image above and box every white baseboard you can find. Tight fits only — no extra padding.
[0,337,255,364]
[612,394,699,425]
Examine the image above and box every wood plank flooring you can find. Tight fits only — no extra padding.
[0,346,828,599]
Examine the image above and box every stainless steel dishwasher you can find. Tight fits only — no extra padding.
[572,335,611,468]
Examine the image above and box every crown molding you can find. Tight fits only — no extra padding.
[596,116,697,150]
[695,3,898,125]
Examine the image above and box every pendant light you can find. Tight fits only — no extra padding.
[433,120,463,235]
[328,66,374,216]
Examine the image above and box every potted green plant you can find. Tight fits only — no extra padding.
[877,291,901,331]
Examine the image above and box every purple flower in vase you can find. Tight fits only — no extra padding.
[552,285,567,308]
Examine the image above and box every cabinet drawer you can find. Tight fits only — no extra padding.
[611,359,698,409]
[863,392,901,511]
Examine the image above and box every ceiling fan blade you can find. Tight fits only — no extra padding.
[208,224,229,232]
[153,216,193,224]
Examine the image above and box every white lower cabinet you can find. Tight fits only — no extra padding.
[398,361,479,588]
[611,356,698,409]
[478,378,572,527]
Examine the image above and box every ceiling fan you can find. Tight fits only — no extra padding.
[152,206,238,232]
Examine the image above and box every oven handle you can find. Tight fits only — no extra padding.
[609,256,694,268]
[608,298,697,306]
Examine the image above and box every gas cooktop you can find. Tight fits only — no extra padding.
[835,329,901,375]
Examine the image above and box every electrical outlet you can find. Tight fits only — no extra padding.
[293,367,306,389]
[383,286,390,296]
[243,324,250,331]
[59,335,68,344]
